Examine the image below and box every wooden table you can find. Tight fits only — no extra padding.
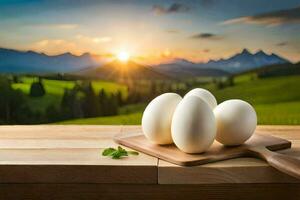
[0,125,299,200]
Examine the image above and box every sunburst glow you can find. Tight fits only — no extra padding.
[117,51,130,62]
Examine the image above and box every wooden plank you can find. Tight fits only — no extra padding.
[256,126,300,139]
[0,125,122,148]
[0,183,300,200]
[0,139,118,149]
[0,125,122,139]
[0,165,157,184]
[158,126,300,184]
[257,125,300,132]
[0,148,155,165]
[0,148,157,184]
[0,125,158,184]
[158,158,300,184]
[115,132,291,166]
[121,125,142,134]
[0,125,299,185]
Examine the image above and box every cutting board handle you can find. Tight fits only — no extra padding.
[249,146,300,179]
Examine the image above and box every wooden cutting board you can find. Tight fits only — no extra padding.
[114,132,291,166]
[115,132,300,179]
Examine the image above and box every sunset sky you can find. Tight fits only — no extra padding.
[0,0,300,64]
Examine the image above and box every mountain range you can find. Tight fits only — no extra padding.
[154,49,290,74]
[0,48,103,74]
[0,47,290,77]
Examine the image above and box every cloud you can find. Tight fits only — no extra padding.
[203,49,210,53]
[33,23,78,30]
[276,42,288,46]
[30,39,78,55]
[223,6,300,26]
[75,34,112,43]
[153,3,190,15]
[190,33,222,40]
[92,37,112,43]
[34,39,71,46]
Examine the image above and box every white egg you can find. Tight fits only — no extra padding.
[214,99,257,146]
[184,88,217,109]
[142,93,182,145]
[171,95,216,153]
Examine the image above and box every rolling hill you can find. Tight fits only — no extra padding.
[58,75,300,125]
[152,59,229,78]
[76,60,169,80]
[253,62,300,78]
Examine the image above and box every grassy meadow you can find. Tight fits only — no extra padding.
[58,74,300,125]
[11,77,127,113]
[212,75,300,125]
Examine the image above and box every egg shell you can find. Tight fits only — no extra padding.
[214,99,257,146]
[142,93,182,145]
[171,95,216,153]
[184,88,217,109]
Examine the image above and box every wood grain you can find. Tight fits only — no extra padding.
[0,125,122,139]
[114,133,291,166]
[157,125,300,184]
[0,125,299,185]
[0,125,158,184]
[158,159,299,184]
[0,125,299,200]
[249,146,300,179]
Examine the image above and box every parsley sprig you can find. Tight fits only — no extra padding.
[102,146,139,159]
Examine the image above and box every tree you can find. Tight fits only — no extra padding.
[149,81,157,99]
[216,80,225,90]
[99,89,108,115]
[30,79,45,97]
[116,90,123,106]
[12,76,20,83]
[107,94,119,115]
[46,105,62,122]
[61,88,84,119]
[82,82,100,117]
[227,76,234,87]
[98,89,119,116]
[0,76,28,124]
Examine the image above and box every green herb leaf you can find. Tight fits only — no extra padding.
[102,146,139,159]
[111,150,128,159]
[102,147,116,156]
[118,146,127,153]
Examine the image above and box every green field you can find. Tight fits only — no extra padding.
[12,77,127,96]
[213,75,300,104]
[12,77,127,113]
[255,101,300,125]
[58,75,300,125]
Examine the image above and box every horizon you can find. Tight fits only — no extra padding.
[0,0,299,65]
[0,46,294,65]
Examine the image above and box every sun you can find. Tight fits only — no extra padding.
[117,51,130,62]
